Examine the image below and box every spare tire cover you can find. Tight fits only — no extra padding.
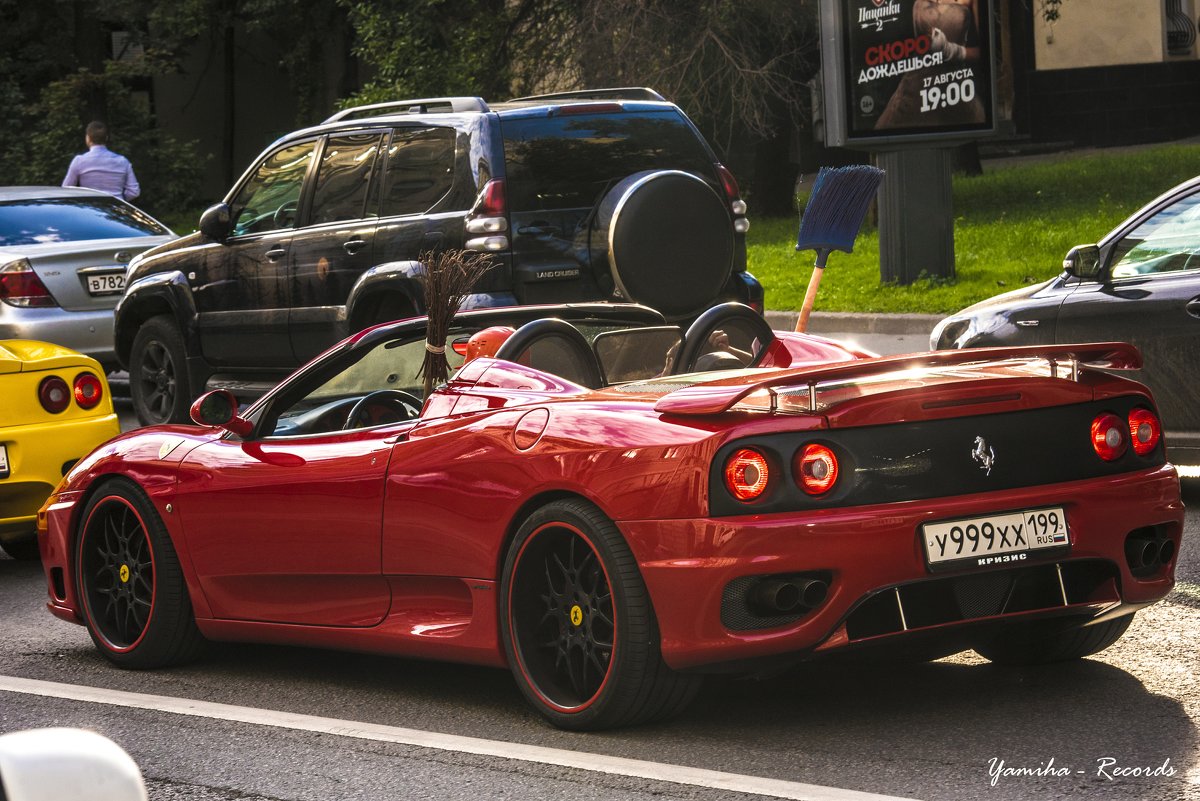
[595,170,734,320]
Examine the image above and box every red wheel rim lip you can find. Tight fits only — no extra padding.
[77,495,158,654]
[508,521,617,714]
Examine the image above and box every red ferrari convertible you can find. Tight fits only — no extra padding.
[37,302,1183,730]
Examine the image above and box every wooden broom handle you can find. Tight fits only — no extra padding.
[795,265,825,333]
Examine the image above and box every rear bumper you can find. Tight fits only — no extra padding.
[0,304,118,367]
[621,465,1183,671]
[1,415,119,544]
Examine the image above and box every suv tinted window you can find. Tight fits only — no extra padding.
[231,140,316,236]
[309,132,385,225]
[500,111,717,212]
[381,127,457,217]
[0,197,168,245]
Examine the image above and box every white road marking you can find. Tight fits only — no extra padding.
[0,674,914,801]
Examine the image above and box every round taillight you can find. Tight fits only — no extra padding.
[1091,413,1127,461]
[724,448,770,502]
[1128,407,1161,456]
[38,375,71,414]
[796,443,839,495]
[73,372,104,409]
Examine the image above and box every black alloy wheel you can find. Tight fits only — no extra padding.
[501,499,701,730]
[76,479,203,668]
[130,315,193,426]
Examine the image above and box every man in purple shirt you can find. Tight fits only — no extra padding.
[62,121,141,201]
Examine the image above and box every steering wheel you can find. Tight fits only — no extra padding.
[341,390,423,430]
[675,303,775,374]
[273,199,299,229]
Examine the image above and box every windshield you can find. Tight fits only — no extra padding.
[0,197,169,246]
[500,111,718,212]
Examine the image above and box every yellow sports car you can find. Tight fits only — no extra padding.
[0,340,119,560]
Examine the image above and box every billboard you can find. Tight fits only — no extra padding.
[820,0,996,148]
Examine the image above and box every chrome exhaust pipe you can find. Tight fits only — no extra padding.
[1158,538,1176,566]
[752,579,802,614]
[1125,535,1160,571]
[750,577,829,615]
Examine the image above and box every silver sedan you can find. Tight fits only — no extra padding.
[0,187,175,369]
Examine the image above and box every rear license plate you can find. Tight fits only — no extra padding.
[86,272,126,295]
[922,506,1069,571]
[0,444,9,479]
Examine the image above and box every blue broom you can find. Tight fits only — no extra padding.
[794,165,886,332]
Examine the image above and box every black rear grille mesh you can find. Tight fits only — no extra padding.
[844,560,1120,642]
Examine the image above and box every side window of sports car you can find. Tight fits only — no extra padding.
[265,334,465,437]
[308,132,385,225]
[230,141,317,237]
[1110,192,1200,278]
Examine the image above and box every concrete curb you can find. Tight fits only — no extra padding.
[765,310,942,336]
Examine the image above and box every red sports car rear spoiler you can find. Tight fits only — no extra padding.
[654,342,1142,416]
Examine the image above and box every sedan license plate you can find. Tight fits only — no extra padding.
[922,506,1069,571]
[0,444,8,479]
[86,272,126,295]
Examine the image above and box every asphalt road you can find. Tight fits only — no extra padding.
[2,469,1198,801]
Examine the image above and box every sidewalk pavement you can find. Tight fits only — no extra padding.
[766,310,942,357]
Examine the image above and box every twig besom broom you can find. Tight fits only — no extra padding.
[418,249,494,398]
[794,165,886,333]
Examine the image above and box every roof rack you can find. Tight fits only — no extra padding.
[324,96,490,124]
[506,87,667,104]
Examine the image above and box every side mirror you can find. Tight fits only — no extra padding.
[198,203,232,241]
[1063,244,1102,279]
[0,728,148,801]
[190,390,253,437]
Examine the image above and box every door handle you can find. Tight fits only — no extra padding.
[1187,298,1200,318]
[265,248,287,262]
[343,238,367,255]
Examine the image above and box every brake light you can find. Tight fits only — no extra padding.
[73,372,104,409]
[715,163,748,232]
[715,164,740,202]
[38,375,71,413]
[796,443,839,495]
[1128,407,1161,456]
[0,259,57,307]
[470,179,507,217]
[724,448,770,502]
[1091,413,1127,461]
[552,102,623,115]
[466,179,509,251]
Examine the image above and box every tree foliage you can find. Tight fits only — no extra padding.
[341,0,819,157]
[0,0,205,214]
[551,0,818,153]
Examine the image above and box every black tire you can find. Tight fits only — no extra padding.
[75,479,204,668]
[130,315,193,426]
[500,498,702,730]
[594,171,735,321]
[1,535,41,561]
[974,614,1134,666]
[369,293,417,328]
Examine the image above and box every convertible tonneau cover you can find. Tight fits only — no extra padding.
[654,342,1143,416]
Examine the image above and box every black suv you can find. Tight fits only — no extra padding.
[116,88,761,424]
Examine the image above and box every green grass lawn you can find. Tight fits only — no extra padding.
[749,142,1200,314]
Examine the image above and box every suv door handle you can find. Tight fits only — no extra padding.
[265,248,287,262]
[1186,297,1200,318]
[343,238,367,255]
